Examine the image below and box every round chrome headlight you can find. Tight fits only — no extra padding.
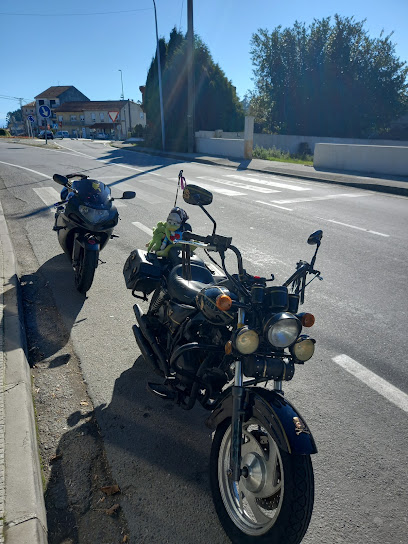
[235,327,260,354]
[265,312,301,348]
[290,335,316,362]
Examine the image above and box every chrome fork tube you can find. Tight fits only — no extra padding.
[230,359,244,482]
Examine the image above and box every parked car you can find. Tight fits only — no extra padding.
[54,131,70,139]
[38,130,54,140]
[96,132,108,139]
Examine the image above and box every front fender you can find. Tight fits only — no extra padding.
[206,387,317,455]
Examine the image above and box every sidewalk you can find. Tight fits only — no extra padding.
[0,199,47,543]
[111,142,408,197]
[0,140,406,544]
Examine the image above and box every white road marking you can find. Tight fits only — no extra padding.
[132,222,153,236]
[272,193,369,204]
[198,176,278,193]
[226,174,311,191]
[256,200,293,211]
[323,218,390,237]
[332,354,408,413]
[191,181,246,196]
[111,181,168,204]
[0,160,51,179]
[32,187,61,207]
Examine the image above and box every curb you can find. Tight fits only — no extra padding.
[0,202,47,544]
[110,143,408,198]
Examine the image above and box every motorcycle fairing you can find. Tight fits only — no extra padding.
[206,387,317,455]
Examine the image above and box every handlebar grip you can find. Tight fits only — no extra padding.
[182,232,210,243]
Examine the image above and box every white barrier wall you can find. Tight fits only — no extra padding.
[196,137,245,158]
[314,143,408,177]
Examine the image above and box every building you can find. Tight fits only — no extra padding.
[53,100,146,139]
[34,86,90,130]
[22,101,37,134]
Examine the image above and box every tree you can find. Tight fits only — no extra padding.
[6,108,22,127]
[249,15,408,138]
[144,28,244,150]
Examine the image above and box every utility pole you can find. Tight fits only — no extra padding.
[119,69,124,100]
[187,0,195,153]
[153,0,165,151]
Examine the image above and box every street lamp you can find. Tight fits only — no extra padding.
[118,69,124,101]
[152,0,165,150]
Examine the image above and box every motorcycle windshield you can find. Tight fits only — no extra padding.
[71,179,112,209]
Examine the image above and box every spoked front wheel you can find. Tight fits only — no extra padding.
[74,249,98,294]
[210,418,314,543]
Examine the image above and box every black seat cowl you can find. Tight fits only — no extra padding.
[167,264,215,305]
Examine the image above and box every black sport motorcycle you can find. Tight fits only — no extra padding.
[124,183,323,543]
[53,173,135,294]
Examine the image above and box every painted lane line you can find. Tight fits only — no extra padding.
[0,160,51,179]
[198,176,278,194]
[256,200,293,211]
[324,218,390,237]
[271,193,369,204]
[226,174,311,191]
[191,181,246,196]
[32,187,61,207]
[132,222,153,236]
[332,355,408,414]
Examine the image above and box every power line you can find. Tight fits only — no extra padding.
[0,8,152,17]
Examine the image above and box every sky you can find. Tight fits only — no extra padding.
[1,0,407,127]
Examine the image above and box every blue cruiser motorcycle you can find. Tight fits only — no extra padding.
[124,182,324,543]
[53,173,135,294]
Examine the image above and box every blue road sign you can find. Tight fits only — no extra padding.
[39,105,51,118]
[28,115,35,123]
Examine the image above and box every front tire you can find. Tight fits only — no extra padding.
[210,417,314,543]
[75,249,98,294]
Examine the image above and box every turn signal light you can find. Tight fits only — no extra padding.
[225,341,233,355]
[216,294,232,311]
[300,313,315,327]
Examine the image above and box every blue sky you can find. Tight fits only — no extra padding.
[1,0,407,127]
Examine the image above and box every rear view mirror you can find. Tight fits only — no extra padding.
[121,191,136,200]
[183,184,213,206]
[307,230,323,246]
[53,174,69,186]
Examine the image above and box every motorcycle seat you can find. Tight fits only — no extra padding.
[167,263,215,305]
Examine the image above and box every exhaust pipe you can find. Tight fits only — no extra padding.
[132,325,163,376]
[133,304,170,377]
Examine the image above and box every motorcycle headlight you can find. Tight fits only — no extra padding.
[290,335,316,362]
[265,312,301,348]
[234,327,260,355]
[78,205,110,224]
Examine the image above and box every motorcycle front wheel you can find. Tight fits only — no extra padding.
[74,249,98,294]
[210,418,314,544]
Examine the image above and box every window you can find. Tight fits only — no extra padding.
[58,116,63,122]
[91,113,96,121]
[50,100,56,107]
[71,115,77,121]
[39,100,44,105]
[80,115,85,122]
[99,112,104,121]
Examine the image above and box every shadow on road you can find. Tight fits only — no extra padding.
[21,253,86,366]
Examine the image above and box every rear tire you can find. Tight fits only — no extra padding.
[75,249,98,294]
[210,418,314,543]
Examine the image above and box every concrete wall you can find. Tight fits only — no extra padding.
[196,137,244,158]
[314,143,408,177]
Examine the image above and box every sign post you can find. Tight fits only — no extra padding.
[38,105,51,144]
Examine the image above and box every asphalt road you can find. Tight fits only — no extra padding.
[1,139,407,544]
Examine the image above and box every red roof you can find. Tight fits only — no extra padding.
[34,86,74,99]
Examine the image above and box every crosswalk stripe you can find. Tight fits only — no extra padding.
[132,222,153,236]
[33,187,61,207]
[198,176,277,193]
[271,193,369,204]
[112,181,168,204]
[333,354,408,413]
[192,180,246,196]
[226,174,311,191]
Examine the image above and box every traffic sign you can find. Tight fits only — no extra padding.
[39,105,51,118]
[28,115,35,123]
[108,111,119,122]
